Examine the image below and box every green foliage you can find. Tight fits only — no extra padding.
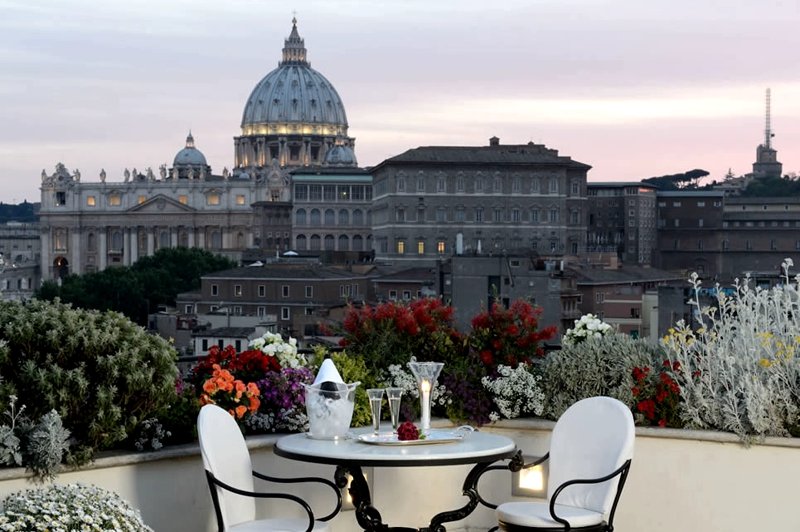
[35,248,236,325]
[0,201,37,224]
[330,351,379,427]
[23,410,70,482]
[641,168,709,190]
[541,334,664,419]
[741,175,800,197]
[0,426,21,467]
[0,299,179,463]
[152,384,199,446]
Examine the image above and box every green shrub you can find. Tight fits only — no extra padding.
[330,351,379,427]
[0,299,178,463]
[541,334,664,419]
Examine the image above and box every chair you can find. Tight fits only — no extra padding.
[197,404,342,532]
[495,396,635,531]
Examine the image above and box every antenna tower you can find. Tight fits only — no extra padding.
[765,88,772,149]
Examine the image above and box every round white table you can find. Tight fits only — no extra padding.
[275,427,519,531]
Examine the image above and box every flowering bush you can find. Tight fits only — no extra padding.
[631,362,682,428]
[482,364,545,421]
[249,332,306,369]
[0,483,152,531]
[662,262,800,439]
[541,333,662,419]
[340,298,464,372]
[246,367,313,433]
[199,364,261,421]
[562,313,613,347]
[191,345,280,386]
[470,300,556,371]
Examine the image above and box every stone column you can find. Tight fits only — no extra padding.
[146,229,155,256]
[122,228,129,266]
[129,228,138,264]
[188,230,195,248]
[198,228,206,249]
[99,230,107,270]
[40,229,51,281]
[70,228,81,275]
[171,227,178,248]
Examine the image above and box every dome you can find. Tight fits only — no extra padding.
[173,132,208,166]
[324,145,358,167]
[240,18,348,134]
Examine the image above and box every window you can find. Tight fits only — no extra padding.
[211,284,219,296]
[86,196,96,206]
[305,307,314,316]
[531,178,540,193]
[207,193,220,206]
[456,175,465,192]
[570,211,579,224]
[722,240,730,251]
[202,339,208,352]
[571,241,578,254]
[530,209,539,223]
[549,208,559,223]
[493,176,502,193]
[476,176,484,192]
[771,239,777,251]
[236,194,246,205]
[282,285,289,298]
[233,306,242,316]
[512,209,521,222]
[305,285,313,298]
[184,304,194,314]
[698,218,704,227]
[595,292,605,303]
[549,178,558,194]
[571,181,579,195]
[234,285,242,297]
[697,201,705,207]
[108,194,121,206]
[396,240,405,254]
[55,191,67,206]
[550,240,557,252]
[397,176,406,192]
[673,201,682,207]
[512,177,521,193]
[436,208,446,222]
[281,307,290,320]
[138,195,146,204]
[417,240,425,254]
[389,290,398,300]
[455,208,465,222]
[493,209,502,222]
[674,219,680,227]
[178,195,188,205]
[437,176,446,192]
[258,285,266,297]
[746,240,753,251]
[257,306,266,317]
[309,185,322,201]
[475,208,484,222]
[417,175,425,192]
[403,290,411,300]
[437,240,446,254]
[395,208,406,222]
[697,240,704,250]
[294,185,308,201]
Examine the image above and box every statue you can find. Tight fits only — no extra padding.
[199,167,206,180]
[222,166,229,179]
[132,168,138,180]
[74,169,80,182]
[41,169,47,182]
[124,168,130,182]
[187,167,195,180]
[146,167,155,181]
[172,167,179,179]
[159,164,167,180]
[100,169,106,183]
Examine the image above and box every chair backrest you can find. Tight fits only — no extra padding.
[547,396,635,517]
[197,404,256,528]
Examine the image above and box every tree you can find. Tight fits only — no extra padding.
[36,248,236,324]
[641,169,710,190]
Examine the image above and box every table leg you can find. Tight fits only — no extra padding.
[335,465,391,531]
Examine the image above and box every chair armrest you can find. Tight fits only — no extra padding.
[253,470,343,521]
[475,452,550,510]
[207,472,315,532]
[549,459,632,530]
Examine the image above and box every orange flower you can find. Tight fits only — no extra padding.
[202,379,217,394]
[200,394,213,406]
[248,396,260,412]
[247,382,260,396]
[235,405,248,418]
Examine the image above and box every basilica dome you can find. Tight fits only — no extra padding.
[240,18,349,137]
[173,132,207,166]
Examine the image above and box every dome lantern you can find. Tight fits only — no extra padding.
[280,17,308,66]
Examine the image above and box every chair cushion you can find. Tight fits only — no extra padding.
[497,501,605,529]
[228,517,330,532]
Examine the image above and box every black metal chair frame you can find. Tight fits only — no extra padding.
[478,452,633,532]
[205,468,343,532]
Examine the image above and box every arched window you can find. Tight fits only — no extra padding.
[324,209,335,226]
[296,209,307,225]
[338,209,349,226]
[159,230,170,249]
[310,234,321,250]
[352,209,363,226]
[338,234,349,251]
[295,234,307,250]
[179,230,189,248]
[310,209,321,225]
[111,230,123,251]
[352,234,363,251]
[237,232,245,248]
[324,234,335,250]
[87,232,96,252]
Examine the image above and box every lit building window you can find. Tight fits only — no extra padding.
[417,240,425,255]
[396,240,405,254]
[108,194,121,206]
[86,196,96,207]
[437,241,446,254]
[236,195,246,205]
[138,195,146,204]
[178,195,188,205]
[207,193,220,206]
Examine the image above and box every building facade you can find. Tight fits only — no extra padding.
[370,137,590,265]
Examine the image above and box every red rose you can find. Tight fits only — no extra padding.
[397,421,420,441]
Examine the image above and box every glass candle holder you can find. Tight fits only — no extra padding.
[407,360,444,434]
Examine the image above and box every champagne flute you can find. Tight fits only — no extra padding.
[367,388,385,434]
[386,387,403,432]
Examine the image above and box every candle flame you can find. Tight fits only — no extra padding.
[420,380,431,393]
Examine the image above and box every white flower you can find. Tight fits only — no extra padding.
[249,332,306,368]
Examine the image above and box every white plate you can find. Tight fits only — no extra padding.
[357,430,464,446]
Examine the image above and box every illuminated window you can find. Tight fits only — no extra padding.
[437,240,446,254]
[396,240,405,254]
[86,196,96,206]
[207,193,220,206]
[178,195,188,205]
[108,194,121,206]
[234,285,242,297]
[138,195,146,204]
[417,240,425,254]
[236,195,246,205]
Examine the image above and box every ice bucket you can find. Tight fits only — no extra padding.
[304,381,359,439]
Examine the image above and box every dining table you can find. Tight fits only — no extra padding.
[274,426,520,531]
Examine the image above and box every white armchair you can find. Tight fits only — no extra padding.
[496,396,635,531]
[198,404,341,532]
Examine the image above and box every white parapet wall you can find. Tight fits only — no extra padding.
[0,420,797,532]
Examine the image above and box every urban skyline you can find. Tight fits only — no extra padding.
[1,0,798,202]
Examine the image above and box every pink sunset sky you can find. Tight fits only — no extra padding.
[0,0,798,202]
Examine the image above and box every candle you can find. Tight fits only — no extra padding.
[420,379,431,432]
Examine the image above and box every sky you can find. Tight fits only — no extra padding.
[1,0,799,203]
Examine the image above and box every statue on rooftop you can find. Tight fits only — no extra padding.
[41,169,47,182]
[222,166,230,180]
[124,168,130,182]
[100,168,106,183]
[172,167,179,179]
[159,164,167,180]
[188,167,195,180]
[146,167,155,181]
[199,167,206,180]
[74,169,80,182]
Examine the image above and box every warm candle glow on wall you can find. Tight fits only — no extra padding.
[512,456,549,498]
